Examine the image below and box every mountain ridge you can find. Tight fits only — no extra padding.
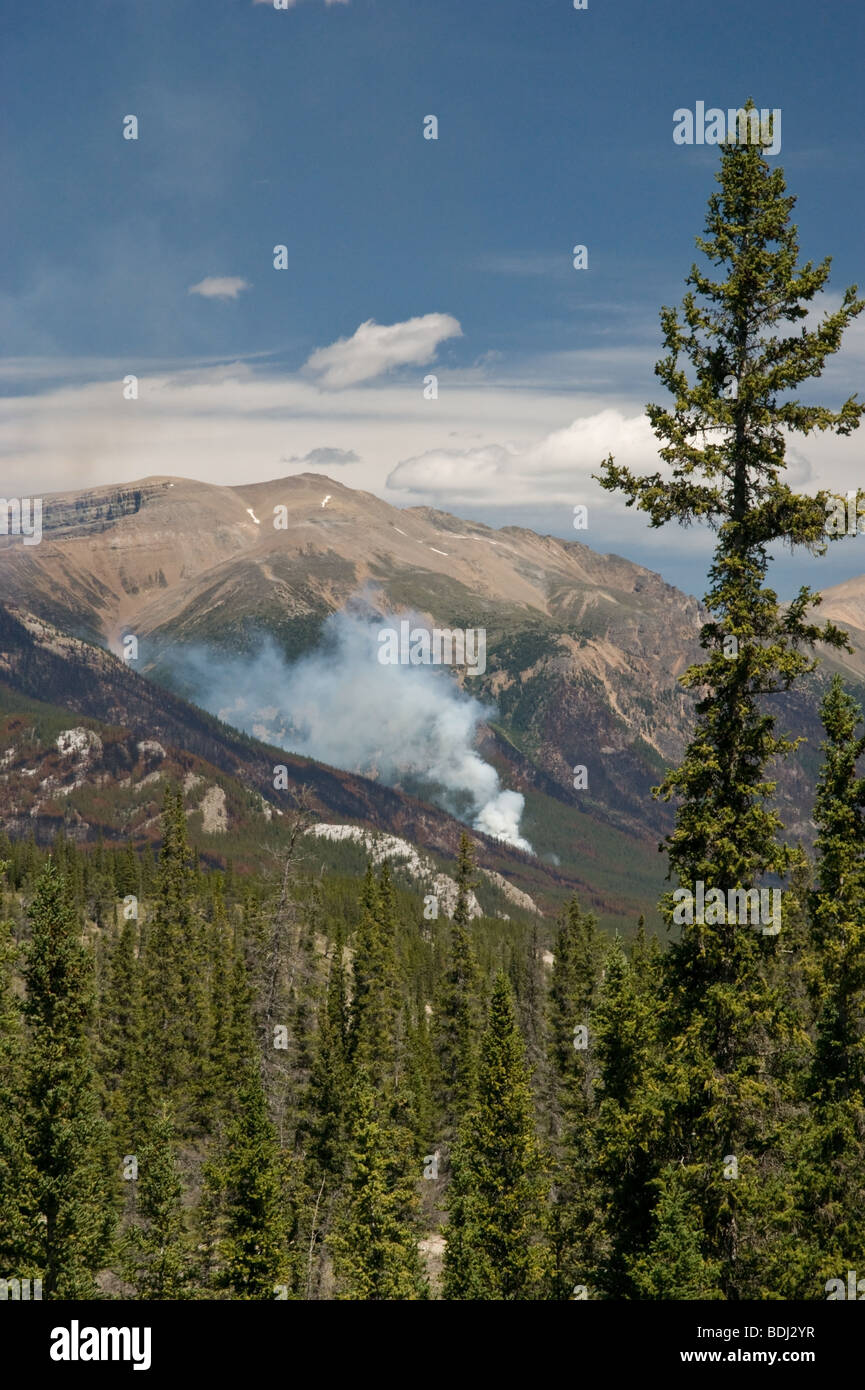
[2,471,861,924]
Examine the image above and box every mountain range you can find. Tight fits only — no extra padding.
[1,471,862,930]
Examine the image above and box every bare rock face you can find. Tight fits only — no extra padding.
[482,869,541,915]
[56,728,103,760]
[197,785,228,834]
[36,484,158,539]
[136,740,166,761]
[307,823,542,918]
[309,824,483,918]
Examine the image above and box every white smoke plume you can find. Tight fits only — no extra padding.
[164,608,532,852]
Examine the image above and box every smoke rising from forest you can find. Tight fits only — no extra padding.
[164,608,532,851]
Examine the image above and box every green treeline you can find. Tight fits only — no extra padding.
[0,736,862,1301]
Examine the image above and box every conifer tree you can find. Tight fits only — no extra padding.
[99,908,141,1147]
[432,833,482,1142]
[592,940,661,1297]
[628,914,662,994]
[597,105,864,1295]
[115,840,141,900]
[329,1070,428,1300]
[349,862,399,1089]
[508,918,546,1085]
[23,860,114,1297]
[404,1003,437,1159]
[123,1104,193,1299]
[303,924,350,1183]
[294,926,351,1298]
[86,836,116,929]
[443,974,548,1299]
[0,903,34,1275]
[201,895,255,1135]
[258,810,310,1036]
[203,1060,290,1300]
[546,897,603,1135]
[544,896,603,1297]
[631,1172,723,1301]
[135,787,205,1131]
[255,808,314,1137]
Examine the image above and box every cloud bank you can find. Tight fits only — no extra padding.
[387,409,658,502]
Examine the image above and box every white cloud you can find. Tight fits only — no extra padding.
[383,404,864,515]
[387,410,659,505]
[187,277,251,300]
[304,313,462,389]
[282,446,360,467]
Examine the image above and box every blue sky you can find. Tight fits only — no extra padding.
[2,0,864,596]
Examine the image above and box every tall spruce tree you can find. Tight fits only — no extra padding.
[432,833,483,1144]
[403,1003,437,1160]
[296,926,351,1298]
[544,896,604,1297]
[98,908,141,1148]
[301,926,350,1185]
[122,1104,193,1299]
[135,787,205,1132]
[203,1060,290,1300]
[201,896,255,1136]
[443,973,548,1300]
[597,104,864,1296]
[0,903,34,1276]
[329,1070,429,1300]
[23,860,114,1297]
[592,940,661,1298]
[349,863,399,1090]
[256,820,315,1145]
[546,896,603,1138]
